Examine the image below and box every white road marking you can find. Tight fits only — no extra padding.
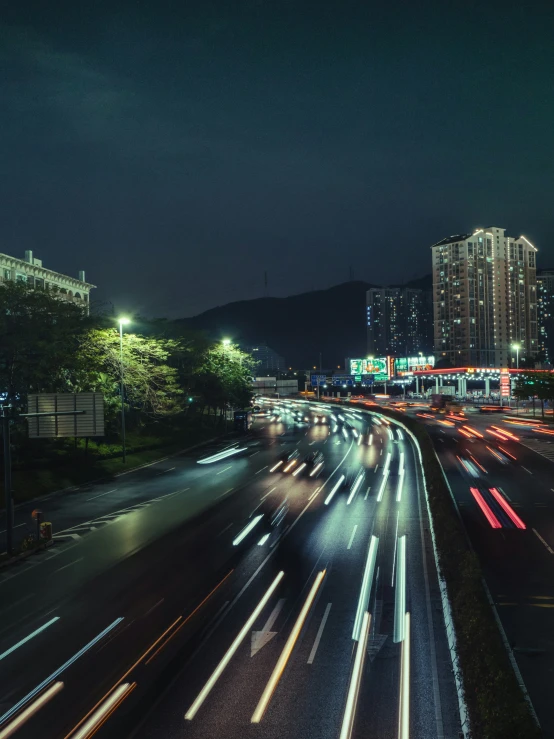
[533,528,554,554]
[217,488,234,498]
[347,525,358,550]
[52,558,84,574]
[255,466,268,474]
[156,467,176,475]
[307,602,332,664]
[521,466,533,475]
[0,523,26,534]
[260,487,276,502]
[185,572,285,720]
[498,486,512,502]
[251,598,285,656]
[216,465,233,475]
[85,488,118,502]
[251,570,326,722]
[364,486,371,500]
[143,599,165,617]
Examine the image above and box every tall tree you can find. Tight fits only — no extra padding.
[71,328,184,423]
[0,282,88,408]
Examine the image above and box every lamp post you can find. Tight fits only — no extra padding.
[512,343,521,370]
[118,317,130,462]
[222,339,231,427]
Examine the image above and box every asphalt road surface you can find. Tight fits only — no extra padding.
[405,405,554,736]
[0,401,460,739]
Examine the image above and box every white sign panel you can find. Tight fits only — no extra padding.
[27,393,105,438]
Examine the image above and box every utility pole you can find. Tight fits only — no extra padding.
[1,406,13,556]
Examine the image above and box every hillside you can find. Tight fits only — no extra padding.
[181,276,432,368]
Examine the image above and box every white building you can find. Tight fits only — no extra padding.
[431,227,538,367]
[0,250,95,312]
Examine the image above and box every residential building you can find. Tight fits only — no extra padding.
[431,227,538,367]
[537,268,554,363]
[366,287,433,356]
[242,342,286,373]
[0,250,95,313]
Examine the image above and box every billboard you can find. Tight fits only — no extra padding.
[27,393,105,438]
[349,357,390,380]
[395,356,435,375]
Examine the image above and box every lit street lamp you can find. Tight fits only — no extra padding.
[222,339,231,428]
[118,317,130,462]
[512,343,521,369]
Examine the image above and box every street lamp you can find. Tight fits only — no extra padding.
[512,343,521,369]
[222,339,231,427]
[118,317,130,462]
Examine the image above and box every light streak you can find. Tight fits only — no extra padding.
[352,536,379,641]
[309,462,323,477]
[469,487,501,528]
[398,613,411,739]
[185,572,285,720]
[489,488,526,529]
[258,533,270,546]
[269,461,283,472]
[0,617,60,663]
[233,515,264,546]
[197,447,246,464]
[325,475,345,505]
[347,472,365,505]
[339,611,371,739]
[69,683,136,739]
[292,462,307,477]
[393,536,406,643]
[0,682,64,739]
[251,570,326,722]
[284,459,298,472]
[0,618,124,727]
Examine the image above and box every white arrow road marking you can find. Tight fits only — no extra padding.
[251,598,286,656]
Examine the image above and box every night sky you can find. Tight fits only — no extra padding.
[2,1,554,317]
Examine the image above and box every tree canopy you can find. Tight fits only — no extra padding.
[0,284,257,432]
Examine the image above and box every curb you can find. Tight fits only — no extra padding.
[0,539,54,572]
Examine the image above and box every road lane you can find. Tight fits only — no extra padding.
[409,406,554,736]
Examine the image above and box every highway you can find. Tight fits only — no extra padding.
[0,401,460,739]
[403,404,554,737]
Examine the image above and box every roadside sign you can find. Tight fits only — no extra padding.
[311,374,326,386]
[27,393,105,438]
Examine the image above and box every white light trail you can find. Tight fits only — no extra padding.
[185,572,285,720]
[284,459,298,472]
[376,470,389,502]
[233,515,264,546]
[340,612,371,739]
[309,462,323,477]
[0,619,124,726]
[368,433,373,446]
[352,428,359,438]
[342,427,348,440]
[269,460,283,472]
[398,613,411,739]
[324,475,345,506]
[197,447,246,464]
[251,570,326,723]
[357,434,362,446]
[347,471,365,505]
[393,536,406,643]
[0,682,64,739]
[292,462,307,477]
[396,429,404,441]
[352,536,379,641]
[70,683,135,739]
[0,617,60,663]
[258,533,270,546]
[387,427,394,440]
[396,453,405,503]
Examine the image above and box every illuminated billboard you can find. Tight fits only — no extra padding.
[349,357,391,381]
[395,356,435,374]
